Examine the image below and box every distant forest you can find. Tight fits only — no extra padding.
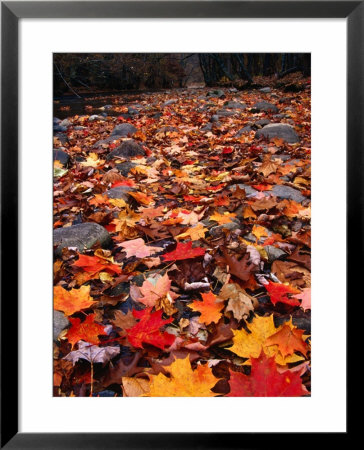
[54,53,311,96]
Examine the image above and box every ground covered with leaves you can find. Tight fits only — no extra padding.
[53,80,311,397]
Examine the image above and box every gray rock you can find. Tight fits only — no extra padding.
[110,123,137,137]
[224,101,246,110]
[255,123,299,143]
[270,185,306,202]
[106,185,136,200]
[106,139,146,160]
[210,220,241,237]
[156,126,178,134]
[273,114,286,119]
[53,310,70,340]
[54,133,68,145]
[104,105,113,110]
[53,149,69,166]
[271,154,291,161]
[60,119,71,127]
[73,126,87,131]
[230,184,258,197]
[265,245,287,263]
[216,109,236,117]
[53,125,68,133]
[116,161,137,176]
[54,223,112,256]
[211,115,220,123]
[259,87,271,93]
[207,89,225,98]
[54,117,61,125]
[162,99,177,107]
[235,126,253,136]
[255,119,271,127]
[88,114,104,122]
[201,123,213,131]
[252,101,279,113]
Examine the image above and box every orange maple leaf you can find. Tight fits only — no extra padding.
[54,285,96,316]
[129,191,154,205]
[189,292,224,325]
[265,324,309,358]
[138,273,178,308]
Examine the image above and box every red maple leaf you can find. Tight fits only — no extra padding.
[162,241,206,261]
[227,351,308,397]
[126,308,175,350]
[265,281,301,306]
[72,254,122,275]
[222,147,233,154]
[66,314,108,347]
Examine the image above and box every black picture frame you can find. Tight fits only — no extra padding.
[1,1,357,448]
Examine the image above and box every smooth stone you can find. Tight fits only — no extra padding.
[209,221,240,237]
[53,117,61,125]
[53,310,70,340]
[265,245,287,263]
[115,161,137,176]
[110,123,137,137]
[54,133,68,145]
[255,123,299,143]
[60,119,71,127]
[88,114,104,121]
[53,149,69,166]
[229,183,258,197]
[235,126,253,136]
[259,87,271,93]
[270,185,306,202]
[53,125,68,133]
[255,119,271,127]
[54,223,112,256]
[271,154,291,161]
[106,185,136,200]
[252,101,279,113]
[207,89,225,98]
[106,139,146,160]
[162,99,177,107]
[211,115,220,123]
[156,126,178,133]
[223,101,246,110]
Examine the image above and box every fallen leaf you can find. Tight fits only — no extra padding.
[54,285,96,316]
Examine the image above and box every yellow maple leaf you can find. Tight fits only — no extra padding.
[81,152,105,168]
[175,223,207,241]
[54,285,96,316]
[146,356,219,397]
[229,314,304,365]
[210,211,236,225]
[251,225,268,241]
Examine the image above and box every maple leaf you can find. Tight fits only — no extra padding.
[258,158,279,177]
[227,351,308,397]
[219,283,256,321]
[218,249,257,282]
[118,238,163,258]
[81,152,105,168]
[73,253,122,275]
[210,211,236,225]
[54,285,96,316]
[265,281,301,306]
[229,314,304,365]
[265,324,309,358]
[189,292,224,325]
[126,307,175,350]
[146,356,219,397]
[66,313,108,348]
[129,191,154,205]
[251,225,268,241]
[137,273,179,308]
[111,310,137,330]
[293,287,311,311]
[175,223,207,241]
[162,241,205,261]
[89,194,108,206]
[122,376,150,397]
[63,341,120,365]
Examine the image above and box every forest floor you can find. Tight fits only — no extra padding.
[53,77,311,397]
